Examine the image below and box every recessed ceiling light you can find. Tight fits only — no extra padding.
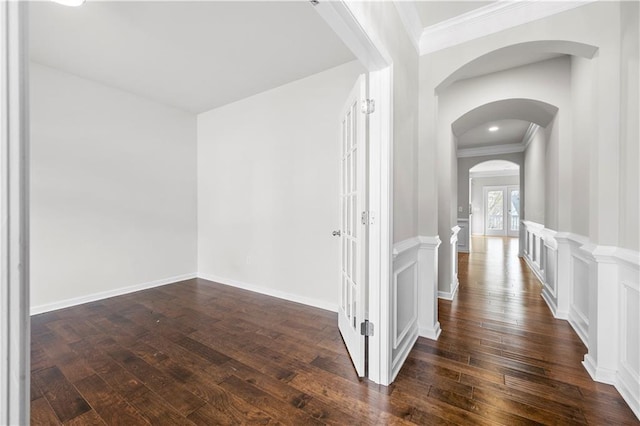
[52,0,85,6]
[488,126,499,132]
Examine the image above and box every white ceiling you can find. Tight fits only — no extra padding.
[415,0,494,27]
[457,119,531,149]
[29,1,355,114]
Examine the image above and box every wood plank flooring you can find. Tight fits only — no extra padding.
[31,236,639,424]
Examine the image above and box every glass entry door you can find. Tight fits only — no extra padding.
[484,186,520,237]
[507,187,520,237]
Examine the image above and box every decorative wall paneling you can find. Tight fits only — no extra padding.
[521,221,640,419]
[391,235,441,381]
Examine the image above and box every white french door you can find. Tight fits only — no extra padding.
[337,74,368,377]
[484,185,519,237]
[507,187,520,237]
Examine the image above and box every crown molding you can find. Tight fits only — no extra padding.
[419,0,597,56]
[392,1,421,52]
[458,122,539,158]
[457,142,525,158]
[522,122,540,148]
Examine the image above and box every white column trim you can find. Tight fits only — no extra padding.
[417,235,441,340]
[0,1,30,423]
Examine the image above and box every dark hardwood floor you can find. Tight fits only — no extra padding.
[31,236,639,425]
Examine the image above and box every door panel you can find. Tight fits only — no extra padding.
[507,187,520,237]
[338,74,367,377]
[484,185,520,237]
[485,188,505,236]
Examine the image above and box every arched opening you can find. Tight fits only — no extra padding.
[435,40,599,92]
[468,160,521,247]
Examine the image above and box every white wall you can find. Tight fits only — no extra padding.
[434,56,571,293]
[524,127,546,225]
[197,61,364,310]
[346,1,420,244]
[570,56,594,237]
[30,62,197,312]
[619,1,640,251]
[470,175,519,235]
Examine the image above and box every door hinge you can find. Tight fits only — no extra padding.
[361,99,375,114]
[360,320,374,337]
[361,211,374,225]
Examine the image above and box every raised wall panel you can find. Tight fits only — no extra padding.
[619,276,640,419]
[393,262,418,349]
[569,255,590,346]
[545,247,557,297]
[621,281,640,376]
[391,239,421,383]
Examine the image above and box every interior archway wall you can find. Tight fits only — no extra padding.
[434,56,571,295]
[459,155,524,239]
[419,1,625,249]
[466,159,521,243]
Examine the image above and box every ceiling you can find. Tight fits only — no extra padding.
[415,1,494,27]
[457,119,531,149]
[29,1,355,114]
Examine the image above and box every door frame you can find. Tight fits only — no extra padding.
[0,4,396,419]
[506,186,520,237]
[1,1,30,424]
[483,185,520,237]
[315,2,394,385]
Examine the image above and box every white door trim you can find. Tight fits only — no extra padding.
[314,1,394,385]
[337,74,368,377]
[507,185,520,238]
[0,1,30,424]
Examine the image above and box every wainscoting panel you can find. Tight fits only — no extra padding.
[569,254,590,346]
[393,261,418,350]
[617,261,640,419]
[522,221,639,420]
[522,221,545,285]
[390,235,441,382]
[391,238,420,382]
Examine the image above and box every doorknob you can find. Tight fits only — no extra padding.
[332,230,341,237]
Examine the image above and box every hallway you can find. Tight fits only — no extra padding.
[29,237,639,424]
[399,235,637,424]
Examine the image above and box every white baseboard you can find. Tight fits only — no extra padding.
[583,354,617,385]
[419,322,442,340]
[198,273,338,313]
[617,371,640,420]
[438,279,459,300]
[30,273,198,315]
